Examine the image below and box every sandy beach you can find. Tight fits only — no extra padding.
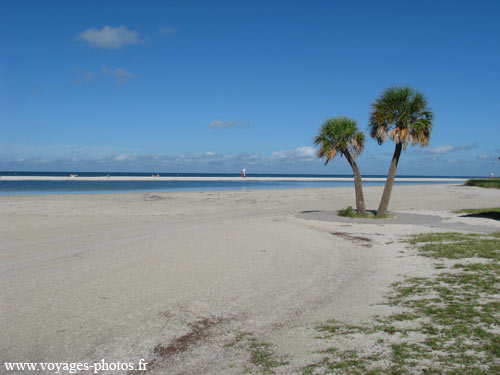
[1,184,499,374]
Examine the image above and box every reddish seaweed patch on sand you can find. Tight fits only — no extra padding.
[330,231,372,247]
[153,317,224,357]
[130,316,226,374]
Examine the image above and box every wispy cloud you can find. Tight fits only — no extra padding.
[72,67,96,84]
[158,26,178,34]
[101,67,135,85]
[79,25,140,49]
[7,146,496,175]
[112,153,138,161]
[71,67,134,85]
[271,146,316,161]
[209,120,237,129]
[425,142,478,155]
[477,153,500,161]
[209,120,249,129]
[1,145,323,172]
[427,145,454,155]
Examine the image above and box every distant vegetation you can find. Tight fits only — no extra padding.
[465,178,500,189]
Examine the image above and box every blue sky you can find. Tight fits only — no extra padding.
[1,0,499,176]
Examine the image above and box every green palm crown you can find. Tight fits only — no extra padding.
[369,86,433,149]
[314,117,365,165]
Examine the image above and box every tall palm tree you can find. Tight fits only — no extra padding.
[314,117,366,215]
[369,86,434,217]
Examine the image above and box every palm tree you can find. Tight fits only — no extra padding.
[314,117,366,215]
[369,86,434,217]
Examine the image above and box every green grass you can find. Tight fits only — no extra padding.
[303,232,500,374]
[465,178,500,189]
[226,331,288,374]
[248,339,289,374]
[338,206,392,219]
[407,232,500,259]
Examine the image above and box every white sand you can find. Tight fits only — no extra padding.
[1,184,498,374]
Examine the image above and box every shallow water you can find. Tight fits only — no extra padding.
[0,178,459,195]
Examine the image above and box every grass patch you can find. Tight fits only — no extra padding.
[304,232,500,374]
[338,206,392,219]
[226,331,288,374]
[316,320,373,337]
[248,339,289,374]
[408,232,500,259]
[465,178,500,189]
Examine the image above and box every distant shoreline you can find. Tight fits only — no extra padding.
[0,176,467,182]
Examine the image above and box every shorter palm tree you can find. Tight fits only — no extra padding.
[314,117,366,215]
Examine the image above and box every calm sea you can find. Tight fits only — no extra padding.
[0,172,471,196]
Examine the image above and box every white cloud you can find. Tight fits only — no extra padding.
[270,150,287,159]
[158,26,177,34]
[271,146,316,161]
[101,67,134,85]
[424,142,478,155]
[2,146,322,172]
[112,153,137,161]
[79,25,140,49]
[428,145,454,154]
[296,146,315,158]
[3,145,497,175]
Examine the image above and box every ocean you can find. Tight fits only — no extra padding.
[0,172,471,195]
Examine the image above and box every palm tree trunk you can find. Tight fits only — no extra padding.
[377,142,402,217]
[345,153,366,215]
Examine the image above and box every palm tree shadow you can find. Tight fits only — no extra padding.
[459,212,500,222]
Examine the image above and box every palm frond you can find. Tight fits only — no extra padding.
[349,131,365,158]
[314,116,366,164]
[369,85,434,149]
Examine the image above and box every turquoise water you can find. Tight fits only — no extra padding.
[0,172,470,195]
